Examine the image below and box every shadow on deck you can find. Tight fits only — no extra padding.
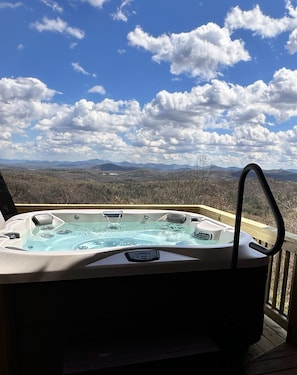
[64,316,297,375]
[63,315,294,375]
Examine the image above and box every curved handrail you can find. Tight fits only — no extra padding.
[231,163,285,270]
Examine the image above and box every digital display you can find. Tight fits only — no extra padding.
[125,249,160,262]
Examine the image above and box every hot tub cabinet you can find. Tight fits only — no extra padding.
[0,209,277,374]
[0,264,268,374]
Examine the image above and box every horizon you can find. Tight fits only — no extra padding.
[1,156,297,174]
[1,1,297,169]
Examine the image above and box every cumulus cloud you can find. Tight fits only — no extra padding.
[31,17,85,39]
[88,85,106,95]
[2,69,297,168]
[225,5,295,37]
[286,28,297,54]
[0,77,57,101]
[0,77,59,143]
[225,2,297,56]
[34,98,141,133]
[127,23,250,80]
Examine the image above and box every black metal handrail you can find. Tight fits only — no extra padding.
[232,163,285,271]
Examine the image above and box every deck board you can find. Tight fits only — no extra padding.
[244,315,297,375]
[244,343,297,375]
[245,315,287,364]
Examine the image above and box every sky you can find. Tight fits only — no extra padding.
[1,1,297,169]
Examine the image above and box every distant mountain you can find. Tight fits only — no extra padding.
[0,158,193,171]
[230,168,297,182]
[260,169,297,181]
[0,158,297,181]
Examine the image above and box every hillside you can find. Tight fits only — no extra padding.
[1,165,297,235]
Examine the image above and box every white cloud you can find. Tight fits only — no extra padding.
[0,77,59,138]
[0,77,57,101]
[34,98,141,134]
[0,2,23,9]
[111,0,135,22]
[286,28,297,54]
[31,17,85,39]
[82,0,109,8]
[71,62,89,75]
[3,70,297,168]
[88,85,106,95]
[71,62,96,77]
[69,42,78,49]
[225,5,295,37]
[225,3,297,56]
[41,0,63,13]
[128,23,250,81]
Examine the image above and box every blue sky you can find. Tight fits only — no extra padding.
[1,0,297,169]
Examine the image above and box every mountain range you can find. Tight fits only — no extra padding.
[0,158,297,182]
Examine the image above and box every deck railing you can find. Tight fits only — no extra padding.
[14,203,297,345]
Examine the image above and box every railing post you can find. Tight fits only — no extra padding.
[286,254,297,345]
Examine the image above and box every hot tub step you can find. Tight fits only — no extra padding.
[63,330,222,374]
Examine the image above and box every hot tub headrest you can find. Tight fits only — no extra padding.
[166,213,187,223]
[32,213,53,226]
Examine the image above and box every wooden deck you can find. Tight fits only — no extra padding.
[244,315,297,375]
[245,315,287,363]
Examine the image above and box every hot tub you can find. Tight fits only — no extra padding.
[0,208,267,283]
[0,209,279,374]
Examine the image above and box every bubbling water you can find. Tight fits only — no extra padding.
[23,221,218,252]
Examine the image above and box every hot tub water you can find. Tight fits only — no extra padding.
[24,220,220,252]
